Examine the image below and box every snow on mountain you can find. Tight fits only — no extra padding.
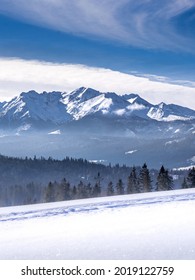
[0,87,194,128]
[62,87,130,120]
[173,165,195,171]
[1,188,195,259]
[123,93,152,107]
[0,90,72,126]
[0,101,6,110]
[147,102,195,121]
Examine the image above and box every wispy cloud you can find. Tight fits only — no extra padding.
[131,72,195,87]
[0,57,194,109]
[0,0,195,51]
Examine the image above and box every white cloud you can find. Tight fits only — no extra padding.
[0,57,195,109]
[132,72,195,87]
[0,0,195,51]
[0,0,129,43]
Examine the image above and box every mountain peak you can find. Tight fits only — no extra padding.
[158,102,166,109]
[63,87,101,103]
[122,93,151,107]
[20,90,63,97]
[20,90,38,98]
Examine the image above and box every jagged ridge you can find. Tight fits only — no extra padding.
[0,87,194,128]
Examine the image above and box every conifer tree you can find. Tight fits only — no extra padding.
[156,165,173,191]
[44,181,55,202]
[95,172,103,187]
[60,178,71,200]
[92,182,101,197]
[138,163,152,192]
[127,166,139,194]
[107,181,114,196]
[92,172,102,197]
[116,179,124,195]
[186,167,195,188]
[77,181,85,199]
[86,183,92,198]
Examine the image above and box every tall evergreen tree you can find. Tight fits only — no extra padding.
[60,178,71,200]
[44,181,55,202]
[127,166,139,194]
[116,179,124,195]
[77,181,85,199]
[94,172,103,187]
[92,183,101,197]
[92,172,102,197]
[138,163,152,193]
[156,165,173,191]
[186,167,195,188]
[86,183,92,198]
[107,181,114,196]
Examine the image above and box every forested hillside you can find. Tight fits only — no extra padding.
[0,154,194,207]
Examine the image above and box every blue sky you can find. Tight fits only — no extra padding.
[0,0,195,108]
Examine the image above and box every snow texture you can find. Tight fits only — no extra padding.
[0,188,195,260]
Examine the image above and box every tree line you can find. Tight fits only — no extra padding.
[0,153,194,207]
[43,164,195,203]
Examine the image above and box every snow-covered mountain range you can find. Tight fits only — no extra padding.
[0,87,194,128]
[0,87,194,168]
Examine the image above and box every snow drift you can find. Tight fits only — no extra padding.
[0,188,195,260]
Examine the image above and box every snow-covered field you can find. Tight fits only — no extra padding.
[0,189,195,260]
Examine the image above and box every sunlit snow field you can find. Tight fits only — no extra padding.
[0,189,195,260]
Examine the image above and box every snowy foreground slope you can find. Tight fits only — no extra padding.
[0,189,195,260]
